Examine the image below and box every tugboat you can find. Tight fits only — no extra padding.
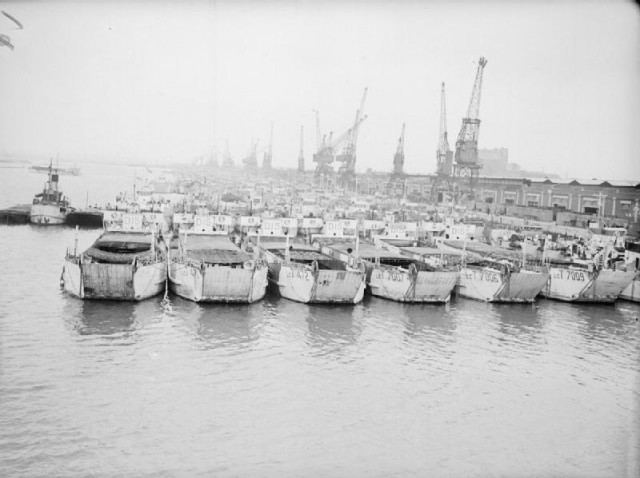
[61,213,167,300]
[168,213,268,303]
[30,160,74,225]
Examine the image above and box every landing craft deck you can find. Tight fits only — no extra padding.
[443,240,542,263]
[320,241,405,263]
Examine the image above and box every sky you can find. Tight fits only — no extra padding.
[0,0,639,180]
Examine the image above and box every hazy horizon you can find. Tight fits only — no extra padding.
[1,1,639,181]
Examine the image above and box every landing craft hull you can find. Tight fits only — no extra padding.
[169,261,268,303]
[541,267,635,303]
[619,273,640,303]
[369,268,458,303]
[456,267,548,303]
[30,204,67,225]
[496,270,550,302]
[61,259,166,300]
[268,263,365,304]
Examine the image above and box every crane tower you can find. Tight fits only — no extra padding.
[242,139,259,169]
[262,123,273,170]
[453,57,488,195]
[436,82,453,176]
[313,94,367,187]
[336,88,368,190]
[387,123,406,197]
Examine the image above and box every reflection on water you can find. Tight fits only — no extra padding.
[304,302,361,356]
[571,302,637,362]
[494,302,545,340]
[400,302,456,338]
[172,296,265,350]
[63,296,163,337]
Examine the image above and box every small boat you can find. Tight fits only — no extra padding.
[61,213,167,300]
[168,214,268,303]
[30,161,74,225]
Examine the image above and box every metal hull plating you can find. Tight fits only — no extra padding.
[268,262,365,304]
[168,261,268,303]
[29,203,67,225]
[457,267,549,303]
[62,259,166,301]
[619,273,640,303]
[541,267,635,303]
[369,267,458,303]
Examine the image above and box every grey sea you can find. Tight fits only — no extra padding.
[1,164,639,477]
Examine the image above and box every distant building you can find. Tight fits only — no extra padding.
[357,171,640,225]
[478,148,509,176]
[478,148,558,179]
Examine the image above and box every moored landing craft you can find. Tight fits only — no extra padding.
[457,261,549,303]
[260,241,366,304]
[541,264,635,303]
[168,230,268,303]
[322,242,458,303]
[61,214,167,300]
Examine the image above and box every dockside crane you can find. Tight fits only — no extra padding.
[222,139,234,168]
[393,123,405,175]
[242,139,259,169]
[454,57,488,197]
[387,123,406,197]
[436,82,453,176]
[336,87,368,189]
[297,125,305,173]
[313,116,367,184]
[263,123,273,170]
[432,81,455,204]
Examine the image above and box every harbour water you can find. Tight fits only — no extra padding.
[1,165,639,476]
